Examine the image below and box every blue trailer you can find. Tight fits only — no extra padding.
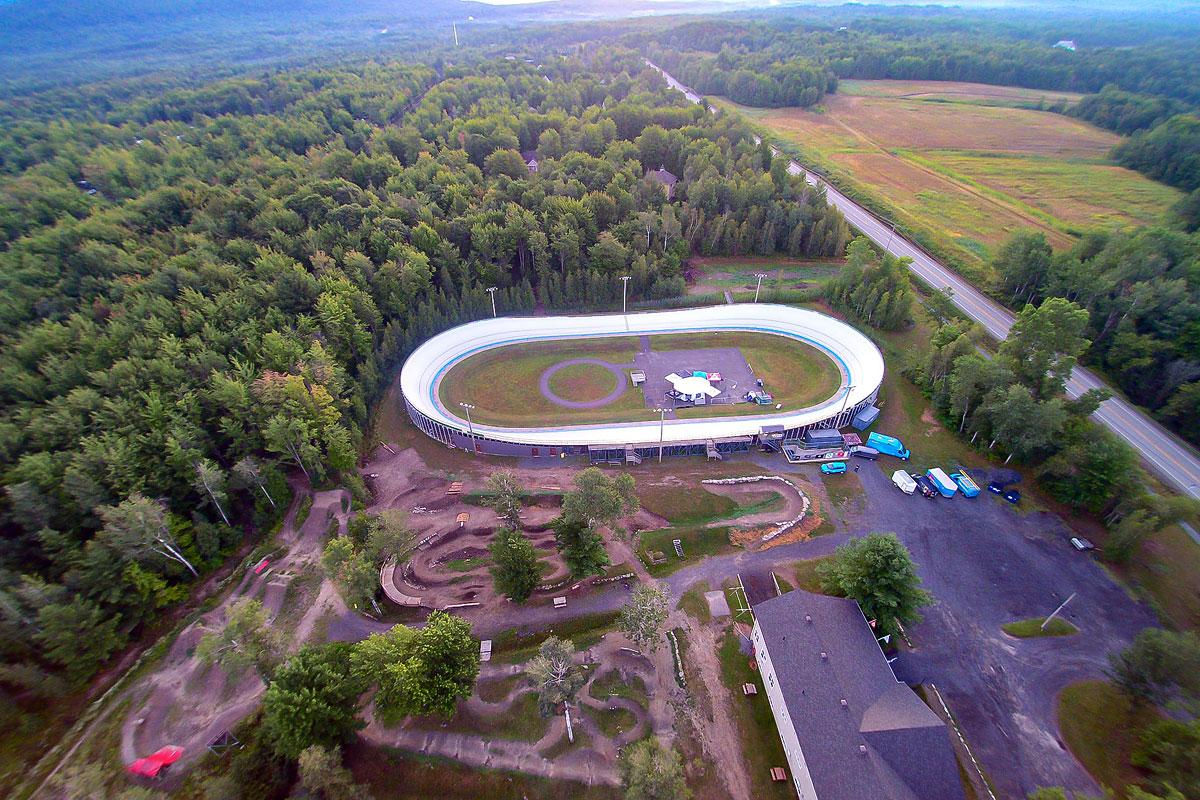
[950,471,980,497]
[865,431,911,460]
[926,468,959,498]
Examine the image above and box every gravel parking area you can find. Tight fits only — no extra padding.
[669,456,1156,799]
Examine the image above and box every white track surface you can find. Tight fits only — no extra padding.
[400,304,884,447]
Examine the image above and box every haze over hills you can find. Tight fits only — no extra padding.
[4,0,1199,94]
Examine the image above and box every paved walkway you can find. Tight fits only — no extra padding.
[539,358,630,409]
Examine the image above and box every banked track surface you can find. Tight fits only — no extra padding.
[646,61,1200,502]
[400,304,884,448]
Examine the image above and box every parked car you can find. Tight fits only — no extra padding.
[987,481,1005,495]
[911,473,938,498]
[820,461,848,475]
[1003,489,1021,504]
[850,446,880,460]
[1070,537,1096,551]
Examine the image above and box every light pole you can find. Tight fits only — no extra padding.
[885,222,897,252]
[839,384,856,417]
[753,272,768,303]
[486,286,498,318]
[655,407,667,463]
[459,402,477,456]
[620,275,631,314]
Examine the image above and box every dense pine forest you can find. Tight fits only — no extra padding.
[0,48,850,708]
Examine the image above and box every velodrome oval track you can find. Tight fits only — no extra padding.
[400,304,884,448]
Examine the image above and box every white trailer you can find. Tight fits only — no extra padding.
[892,470,917,495]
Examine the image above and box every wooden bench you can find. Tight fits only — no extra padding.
[742,683,758,696]
[770,767,788,782]
[446,481,463,495]
[553,596,567,609]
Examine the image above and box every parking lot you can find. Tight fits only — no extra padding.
[667,455,1157,799]
[631,342,759,411]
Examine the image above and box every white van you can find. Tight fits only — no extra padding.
[892,470,917,495]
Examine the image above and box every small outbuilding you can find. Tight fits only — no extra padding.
[521,150,539,174]
[645,166,679,199]
[630,369,646,386]
[852,404,880,431]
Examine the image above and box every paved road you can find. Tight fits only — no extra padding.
[647,61,1200,505]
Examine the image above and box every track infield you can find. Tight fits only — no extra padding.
[437,331,843,427]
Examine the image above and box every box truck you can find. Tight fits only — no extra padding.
[865,431,910,460]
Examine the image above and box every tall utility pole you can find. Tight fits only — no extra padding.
[1042,592,1077,631]
[620,275,631,314]
[452,22,459,46]
[885,221,897,252]
[486,286,498,318]
[754,272,768,303]
[459,402,477,456]
[655,407,667,463]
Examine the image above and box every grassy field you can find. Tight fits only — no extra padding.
[439,330,842,427]
[1057,680,1161,799]
[639,525,735,577]
[686,255,844,295]
[714,81,1180,273]
[547,362,618,403]
[1002,617,1078,637]
[438,337,643,427]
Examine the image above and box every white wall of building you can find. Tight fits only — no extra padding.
[752,620,820,800]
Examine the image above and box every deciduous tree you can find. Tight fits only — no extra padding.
[525,636,586,716]
[818,533,932,637]
[262,643,365,758]
[489,528,541,602]
[619,739,691,800]
[618,584,669,652]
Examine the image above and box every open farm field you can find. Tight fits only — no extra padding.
[715,85,1181,271]
[836,79,1084,108]
[437,330,842,428]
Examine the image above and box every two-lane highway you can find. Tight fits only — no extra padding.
[648,61,1200,502]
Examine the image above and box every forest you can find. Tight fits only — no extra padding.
[0,48,850,707]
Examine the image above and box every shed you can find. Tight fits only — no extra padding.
[630,369,646,386]
[852,404,880,431]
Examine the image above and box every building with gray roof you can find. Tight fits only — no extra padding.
[750,589,965,800]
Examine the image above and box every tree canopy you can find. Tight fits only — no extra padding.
[818,533,932,636]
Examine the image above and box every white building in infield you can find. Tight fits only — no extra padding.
[400,304,885,459]
[751,590,965,800]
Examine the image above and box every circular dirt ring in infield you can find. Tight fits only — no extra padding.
[540,358,629,409]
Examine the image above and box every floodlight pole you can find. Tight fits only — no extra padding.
[620,275,631,314]
[460,402,477,456]
[486,286,498,318]
[656,408,666,463]
[886,221,897,253]
[754,273,768,303]
[839,384,856,417]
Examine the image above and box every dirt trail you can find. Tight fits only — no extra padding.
[676,611,754,800]
[117,486,350,773]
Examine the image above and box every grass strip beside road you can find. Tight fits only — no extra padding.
[1057,680,1162,800]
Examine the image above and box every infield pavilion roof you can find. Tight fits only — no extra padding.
[400,304,885,448]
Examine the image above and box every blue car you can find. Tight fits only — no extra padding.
[820,462,848,475]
